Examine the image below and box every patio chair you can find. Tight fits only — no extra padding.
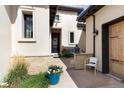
[84,57,97,75]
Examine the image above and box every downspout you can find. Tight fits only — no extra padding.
[92,15,96,57]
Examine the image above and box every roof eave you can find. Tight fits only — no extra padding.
[58,5,82,12]
[77,5,105,22]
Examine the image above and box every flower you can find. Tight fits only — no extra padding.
[47,71,51,74]
[49,69,52,71]
[53,70,56,73]
[47,65,63,74]
[0,82,9,87]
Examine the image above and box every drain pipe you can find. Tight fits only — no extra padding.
[92,15,96,57]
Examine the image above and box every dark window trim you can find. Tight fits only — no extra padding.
[24,14,33,38]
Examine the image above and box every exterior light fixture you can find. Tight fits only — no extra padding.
[93,29,99,36]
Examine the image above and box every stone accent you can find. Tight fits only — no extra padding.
[25,56,67,75]
[71,53,93,69]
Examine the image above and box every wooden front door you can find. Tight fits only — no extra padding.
[51,33,60,53]
[109,21,124,78]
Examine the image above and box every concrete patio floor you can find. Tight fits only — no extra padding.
[61,57,124,88]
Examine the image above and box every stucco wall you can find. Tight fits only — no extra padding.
[11,6,50,56]
[86,16,93,54]
[78,30,86,52]
[0,5,11,81]
[86,5,124,71]
[52,10,84,50]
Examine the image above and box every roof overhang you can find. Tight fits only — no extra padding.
[77,23,86,31]
[58,5,82,12]
[50,5,82,27]
[77,5,105,22]
[50,5,58,27]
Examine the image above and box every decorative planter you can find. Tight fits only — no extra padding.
[47,74,60,85]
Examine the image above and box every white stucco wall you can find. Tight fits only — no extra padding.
[86,5,124,71]
[53,10,84,50]
[0,5,11,81]
[11,6,50,56]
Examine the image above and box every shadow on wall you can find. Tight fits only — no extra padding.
[78,29,86,53]
[4,5,19,24]
[4,5,49,24]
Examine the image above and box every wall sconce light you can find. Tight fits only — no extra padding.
[93,29,99,36]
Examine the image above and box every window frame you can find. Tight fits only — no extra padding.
[18,7,36,43]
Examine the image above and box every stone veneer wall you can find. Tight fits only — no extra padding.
[25,56,67,75]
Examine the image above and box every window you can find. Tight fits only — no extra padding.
[69,32,75,44]
[55,15,59,21]
[24,14,33,38]
[70,32,74,43]
[18,8,36,43]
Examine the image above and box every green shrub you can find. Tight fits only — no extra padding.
[19,72,49,88]
[63,52,73,57]
[4,55,50,88]
[4,63,28,87]
[61,48,73,58]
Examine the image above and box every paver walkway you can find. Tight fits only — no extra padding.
[61,57,124,88]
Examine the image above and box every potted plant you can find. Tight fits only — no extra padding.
[47,65,63,85]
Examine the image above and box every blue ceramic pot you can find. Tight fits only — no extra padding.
[47,74,60,85]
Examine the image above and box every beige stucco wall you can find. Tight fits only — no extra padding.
[11,6,50,56]
[0,5,11,81]
[86,5,124,71]
[86,16,93,53]
[52,10,85,51]
[78,30,86,52]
